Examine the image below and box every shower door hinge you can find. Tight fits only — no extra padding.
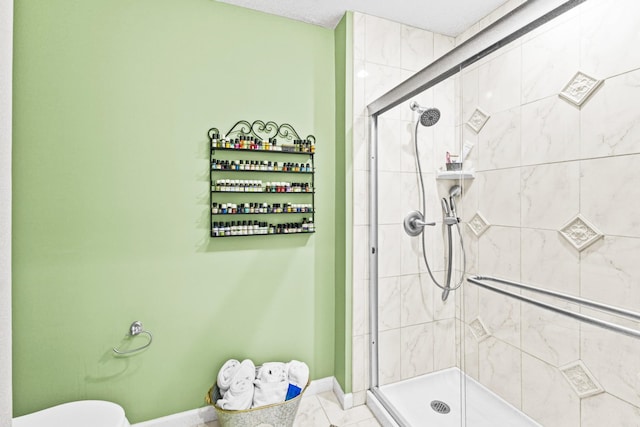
[371,247,376,254]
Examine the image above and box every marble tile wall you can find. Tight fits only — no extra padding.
[351,1,640,425]
[458,0,640,425]
[349,11,457,406]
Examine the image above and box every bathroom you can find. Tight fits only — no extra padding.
[2,0,640,426]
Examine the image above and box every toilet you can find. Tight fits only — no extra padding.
[13,400,130,427]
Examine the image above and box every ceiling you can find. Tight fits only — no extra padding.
[216,0,513,36]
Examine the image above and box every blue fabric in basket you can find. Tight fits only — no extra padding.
[285,384,301,400]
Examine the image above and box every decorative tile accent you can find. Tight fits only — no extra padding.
[559,360,604,398]
[559,214,603,252]
[468,317,491,342]
[467,212,490,237]
[559,71,603,107]
[466,108,491,133]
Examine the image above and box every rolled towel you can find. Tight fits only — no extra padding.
[216,359,240,397]
[216,359,255,410]
[287,360,309,389]
[253,363,289,408]
[256,362,288,383]
[286,360,309,400]
[253,378,289,408]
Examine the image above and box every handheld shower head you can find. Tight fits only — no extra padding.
[449,185,461,218]
[409,101,441,126]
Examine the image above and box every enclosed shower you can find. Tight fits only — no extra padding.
[354,0,640,426]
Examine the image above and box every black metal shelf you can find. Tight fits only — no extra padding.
[212,211,315,216]
[211,231,316,238]
[211,169,314,174]
[211,147,314,156]
[211,190,314,194]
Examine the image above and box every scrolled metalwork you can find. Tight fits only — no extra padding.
[251,120,279,141]
[226,120,253,139]
[207,120,315,144]
[277,123,301,143]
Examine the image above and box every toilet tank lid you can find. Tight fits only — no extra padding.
[13,400,129,427]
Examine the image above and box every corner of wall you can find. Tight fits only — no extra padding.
[0,0,12,424]
[333,10,354,394]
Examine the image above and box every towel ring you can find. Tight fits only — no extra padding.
[113,321,153,355]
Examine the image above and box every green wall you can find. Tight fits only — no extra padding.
[333,12,353,393]
[12,0,337,422]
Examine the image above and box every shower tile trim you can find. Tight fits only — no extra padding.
[559,360,605,398]
[466,108,491,133]
[468,212,491,237]
[558,71,603,107]
[559,214,603,252]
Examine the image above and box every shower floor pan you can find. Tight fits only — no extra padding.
[378,368,541,427]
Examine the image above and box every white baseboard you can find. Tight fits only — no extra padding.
[132,405,216,427]
[132,376,347,427]
[332,377,353,410]
[305,376,333,396]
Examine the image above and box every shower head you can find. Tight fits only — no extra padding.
[449,185,462,198]
[420,108,441,127]
[410,101,441,127]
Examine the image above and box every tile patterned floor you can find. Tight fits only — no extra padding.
[199,391,381,427]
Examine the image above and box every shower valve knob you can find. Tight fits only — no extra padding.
[404,211,434,236]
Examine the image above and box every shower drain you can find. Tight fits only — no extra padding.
[430,400,451,414]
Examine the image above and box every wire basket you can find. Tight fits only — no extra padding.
[205,381,309,427]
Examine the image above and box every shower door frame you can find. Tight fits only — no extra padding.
[365,0,589,425]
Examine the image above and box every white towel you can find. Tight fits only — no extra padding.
[256,362,288,383]
[216,359,240,397]
[216,359,255,410]
[287,360,309,389]
[252,363,289,408]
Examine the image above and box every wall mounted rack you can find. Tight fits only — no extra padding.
[208,120,316,238]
